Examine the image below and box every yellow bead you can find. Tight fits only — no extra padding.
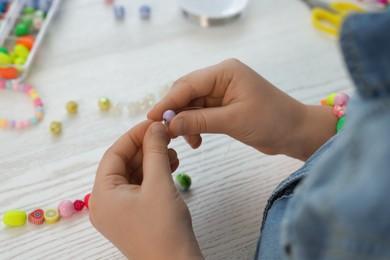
[98,97,111,111]
[44,209,60,224]
[0,52,12,68]
[326,93,337,106]
[3,210,27,227]
[66,101,78,114]
[50,121,62,135]
[13,44,30,60]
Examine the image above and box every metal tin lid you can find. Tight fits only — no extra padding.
[178,0,248,27]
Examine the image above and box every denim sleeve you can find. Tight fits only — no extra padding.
[279,10,390,260]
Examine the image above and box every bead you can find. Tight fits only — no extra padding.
[58,200,75,218]
[334,93,350,107]
[44,208,60,224]
[0,46,9,54]
[145,93,155,107]
[23,6,35,15]
[105,0,114,4]
[73,200,85,211]
[138,98,148,111]
[139,4,151,20]
[336,116,346,132]
[113,5,125,20]
[98,97,111,111]
[321,93,337,106]
[13,57,26,67]
[112,102,123,114]
[21,15,33,27]
[34,10,45,19]
[127,102,139,117]
[84,193,91,209]
[16,35,35,50]
[0,52,12,66]
[14,44,30,59]
[174,173,192,191]
[3,210,27,227]
[66,100,78,114]
[0,67,18,79]
[50,121,62,134]
[15,23,29,37]
[28,209,45,225]
[32,17,43,30]
[333,105,346,118]
[162,110,176,124]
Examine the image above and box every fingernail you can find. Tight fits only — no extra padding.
[150,122,166,135]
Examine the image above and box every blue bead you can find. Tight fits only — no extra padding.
[113,5,125,20]
[5,81,12,89]
[139,4,151,20]
[30,116,38,125]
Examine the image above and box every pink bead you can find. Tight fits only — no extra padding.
[21,119,31,128]
[0,80,5,89]
[333,105,346,118]
[23,85,32,93]
[12,82,19,90]
[58,200,75,218]
[34,98,43,107]
[334,93,350,107]
[15,121,23,129]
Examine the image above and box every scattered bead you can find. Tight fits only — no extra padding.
[113,5,125,20]
[98,97,111,111]
[3,210,27,227]
[50,121,62,134]
[163,110,176,125]
[44,208,60,224]
[139,4,151,20]
[73,200,85,211]
[84,193,91,209]
[28,209,45,225]
[174,172,192,191]
[66,100,78,115]
[127,102,139,117]
[58,200,75,218]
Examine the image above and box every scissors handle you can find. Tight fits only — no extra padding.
[312,2,364,36]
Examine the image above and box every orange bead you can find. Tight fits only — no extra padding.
[0,67,18,79]
[16,35,34,50]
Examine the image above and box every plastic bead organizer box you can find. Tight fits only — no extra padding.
[0,0,61,82]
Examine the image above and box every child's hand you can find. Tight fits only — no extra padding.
[89,121,203,260]
[148,59,337,161]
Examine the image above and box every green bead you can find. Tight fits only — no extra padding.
[3,210,27,227]
[23,6,35,15]
[336,116,346,132]
[15,23,29,37]
[175,173,192,191]
[0,46,9,54]
[21,15,33,27]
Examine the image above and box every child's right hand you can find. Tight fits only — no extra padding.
[148,59,337,161]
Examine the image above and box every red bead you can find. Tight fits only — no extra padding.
[28,209,44,225]
[84,193,91,209]
[73,200,85,211]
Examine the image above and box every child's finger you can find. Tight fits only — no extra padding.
[169,107,229,137]
[147,61,230,121]
[95,120,152,189]
[142,122,175,191]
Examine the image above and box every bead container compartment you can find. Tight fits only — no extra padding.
[0,0,61,81]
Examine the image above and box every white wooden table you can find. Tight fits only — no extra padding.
[0,0,353,259]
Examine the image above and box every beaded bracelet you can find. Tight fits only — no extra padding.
[0,80,44,129]
[321,93,350,132]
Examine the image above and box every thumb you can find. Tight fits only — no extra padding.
[169,107,229,137]
[142,122,175,190]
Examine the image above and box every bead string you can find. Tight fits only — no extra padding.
[0,80,44,129]
[321,93,350,132]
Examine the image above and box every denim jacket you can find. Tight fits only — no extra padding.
[255,9,390,260]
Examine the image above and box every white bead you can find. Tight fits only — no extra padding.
[138,98,148,111]
[145,94,155,107]
[127,102,139,117]
[113,102,123,114]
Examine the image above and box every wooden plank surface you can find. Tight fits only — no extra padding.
[0,0,353,259]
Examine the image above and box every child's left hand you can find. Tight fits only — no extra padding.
[89,120,203,260]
